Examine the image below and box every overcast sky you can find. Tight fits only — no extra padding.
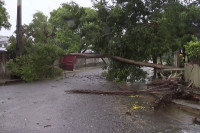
[0,0,93,36]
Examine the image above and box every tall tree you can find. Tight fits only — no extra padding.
[90,0,200,81]
[49,2,83,52]
[49,2,103,53]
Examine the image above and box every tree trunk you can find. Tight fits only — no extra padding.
[68,53,174,69]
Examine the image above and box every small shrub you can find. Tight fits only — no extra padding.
[6,44,65,82]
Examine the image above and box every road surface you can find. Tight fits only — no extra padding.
[0,67,199,133]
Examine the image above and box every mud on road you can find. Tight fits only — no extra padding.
[0,67,199,133]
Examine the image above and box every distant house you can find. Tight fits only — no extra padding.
[0,35,9,52]
[0,35,9,78]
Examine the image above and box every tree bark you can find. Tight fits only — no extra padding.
[68,53,174,69]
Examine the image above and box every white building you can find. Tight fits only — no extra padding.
[0,35,9,52]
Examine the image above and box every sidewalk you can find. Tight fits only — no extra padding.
[0,78,21,85]
[0,66,101,85]
[172,99,200,115]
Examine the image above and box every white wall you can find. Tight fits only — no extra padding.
[184,63,200,88]
[75,58,107,68]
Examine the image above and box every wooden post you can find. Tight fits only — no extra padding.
[185,55,188,63]
[174,51,180,68]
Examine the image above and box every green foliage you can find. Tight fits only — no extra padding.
[28,12,51,43]
[162,51,174,66]
[49,2,102,53]
[55,28,80,53]
[91,1,160,81]
[49,2,84,52]
[185,39,200,63]
[6,10,65,82]
[6,32,33,59]
[106,61,147,82]
[6,36,17,59]
[7,12,50,60]
[87,0,200,82]
[6,44,65,82]
[0,1,11,30]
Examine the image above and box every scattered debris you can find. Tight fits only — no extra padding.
[44,125,51,128]
[130,104,145,111]
[129,95,143,98]
[193,117,200,125]
[125,111,132,116]
[66,78,200,111]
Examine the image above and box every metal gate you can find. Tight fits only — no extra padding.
[60,56,77,71]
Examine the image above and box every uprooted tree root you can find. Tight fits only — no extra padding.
[66,79,200,110]
[150,79,200,110]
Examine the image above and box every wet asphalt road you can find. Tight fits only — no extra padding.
[0,67,200,133]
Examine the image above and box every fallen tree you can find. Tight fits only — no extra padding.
[69,53,174,69]
[66,78,200,110]
[66,89,167,95]
[65,53,200,111]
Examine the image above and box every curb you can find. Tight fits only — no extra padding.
[172,99,200,115]
[0,79,22,86]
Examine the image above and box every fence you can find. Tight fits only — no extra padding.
[184,63,200,88]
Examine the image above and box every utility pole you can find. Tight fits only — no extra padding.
[16,0,23,56]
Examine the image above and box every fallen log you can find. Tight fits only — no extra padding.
[66,88,200,110]
[111,56,173,69]
[65,88,173,96]
[68,53,174,69]
[66,89,153,95]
